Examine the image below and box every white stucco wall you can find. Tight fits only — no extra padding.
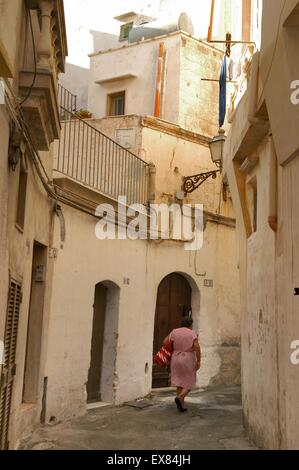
[45,119,240,421]
[45,205,240,419]
[88,33,223,136]
[88,34,181,123]
[222,0,299,450]
[59,63,90,110]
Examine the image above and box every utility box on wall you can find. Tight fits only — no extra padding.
[35,265,46,283]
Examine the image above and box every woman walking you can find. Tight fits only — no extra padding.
[163,316,201,412]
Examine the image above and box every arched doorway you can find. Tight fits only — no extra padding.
[87,281,119,404]
[152,273,192,388]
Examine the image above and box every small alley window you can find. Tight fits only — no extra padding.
[16,156,28,231]
[247,177,258,234]
[107,91,125,117]
[119,22,133,41]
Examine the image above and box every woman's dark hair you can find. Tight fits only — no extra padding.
[181,316,193,328]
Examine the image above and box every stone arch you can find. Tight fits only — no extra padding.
[152,271,200,388]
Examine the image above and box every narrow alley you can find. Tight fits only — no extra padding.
[1,0,299,457]
[22,387,256,451]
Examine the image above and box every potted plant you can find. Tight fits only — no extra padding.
[73,108,93,119]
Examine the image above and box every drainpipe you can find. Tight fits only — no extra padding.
[154,42,166,118]
[161,47,168,120]
[242,0,252,42]
[207,0,215,42]
[268,136,278,232]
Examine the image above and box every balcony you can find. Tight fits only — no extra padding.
[54,93,151,205]
[19,0,68,151]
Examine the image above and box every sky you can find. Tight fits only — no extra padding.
[64,0,214,68]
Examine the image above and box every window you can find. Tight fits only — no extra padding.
[107,92,125,117]
[247,177,258,233]
[119,22,133,41]
[16,155,28,231]
[0,278,22,450]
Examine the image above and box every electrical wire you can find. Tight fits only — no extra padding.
[19,8,37,107]
[4,79,236,242]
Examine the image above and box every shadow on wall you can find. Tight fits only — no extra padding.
[59,62,90,110]
[90,30,120,54]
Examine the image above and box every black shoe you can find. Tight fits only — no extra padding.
[175,397,182,411]
[175,397,187,413]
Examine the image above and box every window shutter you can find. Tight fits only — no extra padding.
[0,279,22,450]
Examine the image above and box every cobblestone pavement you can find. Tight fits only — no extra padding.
[21,386,257,450]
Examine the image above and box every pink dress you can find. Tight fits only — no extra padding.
[169,327,197,389]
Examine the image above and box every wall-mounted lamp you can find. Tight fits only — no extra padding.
[183,128,226,194]
[209,128,226,168]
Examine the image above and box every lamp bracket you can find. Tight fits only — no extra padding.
[183,170,220,194]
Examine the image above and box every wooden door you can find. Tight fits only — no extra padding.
[87,283,107,403]
[0,279,22,450]
[23,242,47,404]
[152,274,191,388]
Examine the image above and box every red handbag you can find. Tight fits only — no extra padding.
[154,340,173,367]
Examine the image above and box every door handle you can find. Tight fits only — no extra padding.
[295,288,299,296]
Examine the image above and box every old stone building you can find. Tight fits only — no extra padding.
[223,0,299,450]
[0,0,67,450]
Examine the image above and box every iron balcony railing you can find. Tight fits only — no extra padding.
[58,84,77,120]
[54,107,150,205]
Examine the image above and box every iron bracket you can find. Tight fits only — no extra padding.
[183,170,220,194]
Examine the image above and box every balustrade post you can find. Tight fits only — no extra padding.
[148,162,156,203]
[37,0,54,69]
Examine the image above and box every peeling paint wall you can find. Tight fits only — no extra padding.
[179,36,220,137]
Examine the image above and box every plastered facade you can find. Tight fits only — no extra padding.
[45,115,241,422]
[88,32,222,137]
